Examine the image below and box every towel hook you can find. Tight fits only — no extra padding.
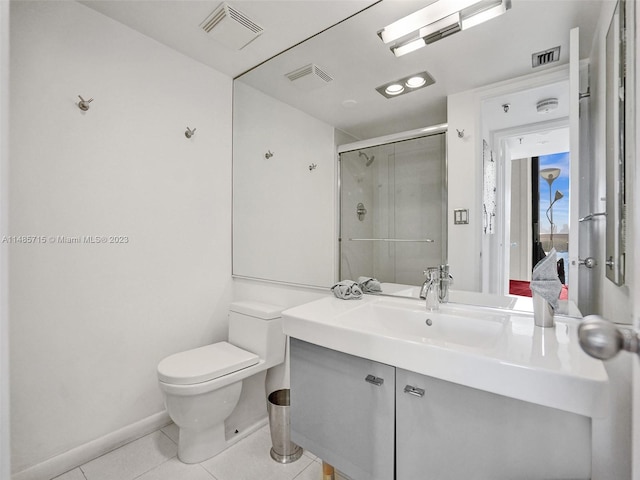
[77,95,93,111]
[185,127,196,139]
[265,150,274,159]
[309,163,317,171]
[456,129,464,138]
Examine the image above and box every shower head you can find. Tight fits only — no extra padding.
[358,151,375,167]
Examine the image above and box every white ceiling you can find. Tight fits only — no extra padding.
[79,0,379,78]
[81,0,608,140]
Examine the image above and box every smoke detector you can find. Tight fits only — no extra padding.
[200,2,263,50]
[285,64,333,91]
[536,98,559,114]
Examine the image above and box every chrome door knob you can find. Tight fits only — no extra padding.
[578,315,639,360]
[578,257,597,268]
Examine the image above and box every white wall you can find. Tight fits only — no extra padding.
[509,158,532,281]
[10,1,233,476]
[232,82,336,288]
[1,0,11,478]
[446,91,483,292]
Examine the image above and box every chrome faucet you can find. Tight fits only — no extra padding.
[438,264,453,304]
[420,268,440,311]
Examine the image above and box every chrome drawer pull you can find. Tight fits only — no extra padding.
[404,385,425,397]
[365,374,384,386]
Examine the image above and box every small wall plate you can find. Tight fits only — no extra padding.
[454,209,469,225]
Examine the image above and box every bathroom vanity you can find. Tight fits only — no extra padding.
[282,295,608,480]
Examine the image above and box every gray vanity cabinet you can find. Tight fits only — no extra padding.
[289,339,395,480]
[395,368,592,480]
[291,341,592,479]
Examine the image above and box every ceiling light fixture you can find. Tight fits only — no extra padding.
[376,71,435,99]
[380,0,512,57]
[405,76,427,88]
[385,84,405,96]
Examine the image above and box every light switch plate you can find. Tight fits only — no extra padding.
[454,209,469,225]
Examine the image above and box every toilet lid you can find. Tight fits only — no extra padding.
[157,342,259,385]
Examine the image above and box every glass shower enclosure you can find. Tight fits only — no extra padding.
[339,131,447,287]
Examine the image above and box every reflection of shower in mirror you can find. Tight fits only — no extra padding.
[358,151,375,167]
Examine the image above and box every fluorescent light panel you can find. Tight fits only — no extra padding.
[378,0,482,44]
[382,0,512,57]
[460,0,510,29]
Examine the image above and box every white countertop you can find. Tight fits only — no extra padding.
[282,294,608,418]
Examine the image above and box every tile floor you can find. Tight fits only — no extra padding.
[52,424,348,480]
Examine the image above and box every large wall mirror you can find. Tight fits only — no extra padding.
[605,0,626,286]
[232,0,604,302]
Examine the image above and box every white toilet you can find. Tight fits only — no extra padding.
[157,301,286,464]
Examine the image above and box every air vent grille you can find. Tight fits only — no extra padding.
[285,64,333,91]
[532,46,561,68]
[227,5,262,34]
[200,2,263,50]
[201,7,226,33]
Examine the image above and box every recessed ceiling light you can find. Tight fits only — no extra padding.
[405,76,427,88]
[376,71,435,99]
[385,84,405,96]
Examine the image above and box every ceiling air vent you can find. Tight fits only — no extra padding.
[285,64,333,91]
[532,46,561,68]
[200,2,263,50]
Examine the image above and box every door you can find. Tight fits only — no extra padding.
[568,27,582,305]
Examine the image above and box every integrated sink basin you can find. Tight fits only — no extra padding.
[336,299,506,350]
[282,294,608,418]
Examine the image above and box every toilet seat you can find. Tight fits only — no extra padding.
[157,342,259,385]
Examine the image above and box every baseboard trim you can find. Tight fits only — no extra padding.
[12,411,171,480]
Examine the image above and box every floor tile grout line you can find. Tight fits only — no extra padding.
[158,427,177,445]
[77,429,170,480]
[291,458,318,480]
[196,463,220,480]
[77,467,88,480]
[129,455,177,480]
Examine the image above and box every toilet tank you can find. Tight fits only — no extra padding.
[228,301,285,368]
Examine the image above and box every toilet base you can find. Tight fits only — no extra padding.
[177,423,227,464]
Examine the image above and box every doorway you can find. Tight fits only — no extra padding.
[508,151,570,298]
[491,121,571,297]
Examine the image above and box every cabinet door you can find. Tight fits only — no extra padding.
[396,368,591,480]
[290,339,394,480]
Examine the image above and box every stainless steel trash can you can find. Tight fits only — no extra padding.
[267,389,303,463]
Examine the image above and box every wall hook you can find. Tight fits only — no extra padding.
[185,127,196,139]
[265,150,274,159]
[356,202,367,221]
[77,95,93,111]
[502,103,511,113]
[309,163,317,171]
[456,129,464,138]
